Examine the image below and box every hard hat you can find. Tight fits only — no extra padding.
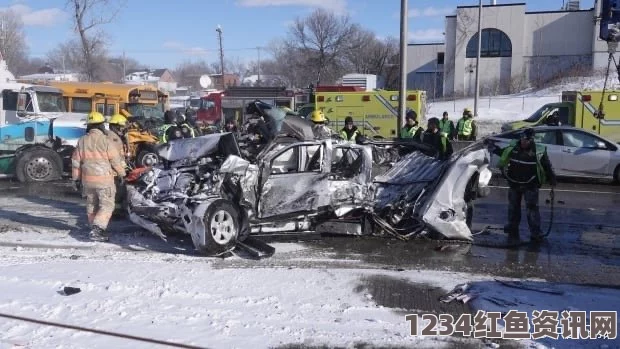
[463,107,472,114]
[86,111,105,125]
[311,110,326,123]
[345,116,353,124]
[108,113,127,126]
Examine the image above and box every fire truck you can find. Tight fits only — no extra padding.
[195,87,309,127]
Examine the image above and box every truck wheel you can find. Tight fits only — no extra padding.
[202,200,240,256]
[136,150,159,168]
[15,148,62,183]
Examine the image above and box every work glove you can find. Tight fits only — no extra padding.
[72,180,81,192]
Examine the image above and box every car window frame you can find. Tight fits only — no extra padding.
[268,143,324,175]
[560,129,612,150]
[533,129,560,146]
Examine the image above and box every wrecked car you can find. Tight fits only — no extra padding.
[125,115,492,256]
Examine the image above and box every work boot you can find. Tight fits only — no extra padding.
[89,225,109,242]
[503,225,520,240]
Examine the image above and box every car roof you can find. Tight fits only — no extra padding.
[490,126,617,144]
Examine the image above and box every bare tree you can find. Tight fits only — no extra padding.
[66,0,126,81]
[287,8,358,85]
[0,9,28,73]
[46,39,86,73]
[173,60,212,90]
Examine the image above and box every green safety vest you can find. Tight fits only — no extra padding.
[439,119,452,136]
[457,118,473,136]
[498,140,548,184]
[158,124,174,143]
[401,125,419,138]
[340,129,359,142]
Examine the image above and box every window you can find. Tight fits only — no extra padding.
[557,107,570,125]
[270,145,323,174]
[72,97,92,113]
[437,52,445,65]
[96,103,116,116]
[331,147,363,179]
[534,130,558,145]
[562,131,602,148]
[2,90,17,110]
[466,29,512,58]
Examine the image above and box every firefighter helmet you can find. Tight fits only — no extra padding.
[86,111,105,124]
[311,110,326,123]
[108,113,127,126]
[463,107,473,116]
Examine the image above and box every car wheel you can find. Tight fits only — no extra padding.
[136,150,159,168]
[202,200,240,256]
[15,148,62,183]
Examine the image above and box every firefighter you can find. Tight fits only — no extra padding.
[439,111,456,140]
[310,110,332,138]
[107,113,129,160]
[159,110,182,143]
[176,110,196,138]
[492,127,557,242]
[422,117,453,160]
[71,111,127,242]
[401,109,422,140]
[340,116,360,142]
[457,108,477,141]
[545,111,562,126]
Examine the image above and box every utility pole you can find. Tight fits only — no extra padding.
[216,25,225,89]
[473,0,483,117]
[257,46,261,86]
[397,0,408,138]
[122,50,126,83]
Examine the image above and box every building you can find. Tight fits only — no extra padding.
[18,72,79,83]
[209,73,239,89]
[408,0,612,98]
[124,69,177,94]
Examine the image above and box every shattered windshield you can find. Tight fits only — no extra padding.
[36,92,66,113]
[126,103,165,120]
[524,105,553,122]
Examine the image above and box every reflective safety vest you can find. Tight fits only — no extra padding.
[340,128,360,142]
[401,125,419,138]
[498,140,548,184]
[439,119,452,137]
[158,124,175,143]
[457,118,473,136]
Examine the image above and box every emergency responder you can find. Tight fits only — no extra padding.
[439,111,456,140]
[71,111,127,242]
[340,116,360,142]
[457,108,477,141]
[224,119,238,133]
[422,117,453,160]
[491,127,557,242]
[545,111,562,126]
[401,109,422,140]
[310,110,333,138]
[159,110,182,143]
[107,113,129,217]
[175,110,196,138]
[184,108,202,136]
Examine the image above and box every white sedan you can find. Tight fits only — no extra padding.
[486,126,620,183]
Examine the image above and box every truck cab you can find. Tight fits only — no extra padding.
[0,84,86,182]
[501,102,573,132]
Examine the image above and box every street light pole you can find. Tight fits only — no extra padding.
[398,0,408,138]
[216,25,225,89]
[473,0,483,117]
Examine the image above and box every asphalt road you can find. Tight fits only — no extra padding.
[0,177,618,288]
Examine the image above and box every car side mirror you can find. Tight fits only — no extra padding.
[24,127,34,142]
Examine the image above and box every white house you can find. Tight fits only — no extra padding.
[124,69,177,94]
[408,0,612,98]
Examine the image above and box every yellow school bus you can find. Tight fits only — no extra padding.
[46,82,169,167]
[46,82,168,118]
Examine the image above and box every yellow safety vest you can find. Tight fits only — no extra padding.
[457,118,473,136]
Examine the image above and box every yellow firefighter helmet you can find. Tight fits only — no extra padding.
[463,107,472,116]
[311,110,326,123]
[86,111,105,124]
[108,113,127,126]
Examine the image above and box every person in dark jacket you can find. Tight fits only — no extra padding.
[422,117,453,160]
[401,109,423,140]
[490,127,557,242]
[340,116,360,142]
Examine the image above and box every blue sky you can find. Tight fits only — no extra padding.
[3,0,588,69]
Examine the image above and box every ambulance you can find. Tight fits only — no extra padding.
[501,90,620,142]
[297,86,427,139]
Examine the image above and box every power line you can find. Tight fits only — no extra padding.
[0,312,209,349]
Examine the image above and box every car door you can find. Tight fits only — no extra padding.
[532,129,564,176]
[558,129,612,178]
[257,142,330,219]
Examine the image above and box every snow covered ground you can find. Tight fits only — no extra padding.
[425,74,616,138]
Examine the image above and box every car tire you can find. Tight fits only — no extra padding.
[15,148,62,183]
[136,150,159,168]
[202,200,240,256]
